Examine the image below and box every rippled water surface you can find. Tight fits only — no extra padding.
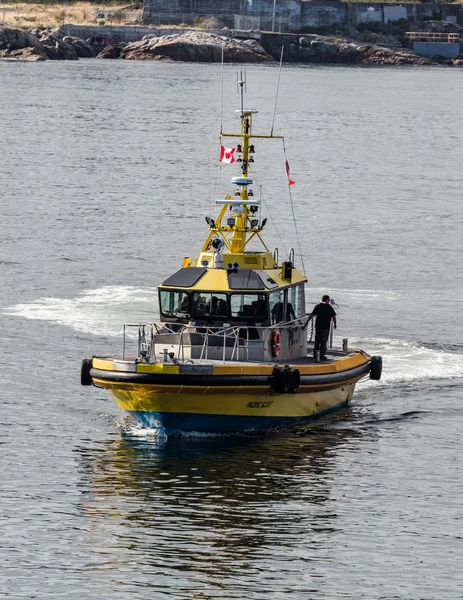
[1,61,462,599]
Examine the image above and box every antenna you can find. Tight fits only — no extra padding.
[220,44,224,134]
[237,70,246,118]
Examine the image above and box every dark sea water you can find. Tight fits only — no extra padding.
[1,60,462,599]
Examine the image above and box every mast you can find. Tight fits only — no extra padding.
[198,72,284,260]
[231,71,250,253]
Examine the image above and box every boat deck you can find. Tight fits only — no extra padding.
[103,348,359,368]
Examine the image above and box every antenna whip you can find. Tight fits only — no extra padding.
[220,44,224,134]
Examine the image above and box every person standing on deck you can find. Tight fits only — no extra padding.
[309,295,337,361]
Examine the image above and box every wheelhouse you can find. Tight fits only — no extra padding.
[158,282,306,327]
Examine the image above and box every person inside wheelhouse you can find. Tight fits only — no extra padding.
[159,284,305,327]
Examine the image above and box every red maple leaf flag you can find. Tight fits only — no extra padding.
[219,145,236,164]
[285,160,295,186]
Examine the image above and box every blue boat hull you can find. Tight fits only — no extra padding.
[128,400,349,435]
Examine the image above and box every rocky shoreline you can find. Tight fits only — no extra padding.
[1,24,462,66]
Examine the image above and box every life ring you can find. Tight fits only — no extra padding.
[271,330,281,358]
[81,358,93,386]
[369,355,382,381]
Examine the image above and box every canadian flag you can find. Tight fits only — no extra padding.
[285,160,295,186]
[219,145,236,164]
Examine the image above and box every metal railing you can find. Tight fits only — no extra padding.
[151,323,257,364]
[122,323,152,359]
[405,32,459,44]
[121,316,311,363]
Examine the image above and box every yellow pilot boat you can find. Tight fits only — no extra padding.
[81,74,382,435]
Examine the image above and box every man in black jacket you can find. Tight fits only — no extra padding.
[309,295,337,361]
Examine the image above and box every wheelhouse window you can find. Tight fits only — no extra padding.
[288,284,305,319]
[230,293,267,321]
[192,292,229,319]
[269,290,285,324]
[159,290,190,319]
[270,285,305,324]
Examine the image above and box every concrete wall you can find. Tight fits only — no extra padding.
[300,2,463,30]
[300,1,346,28]
[384,6,408,23]
[58,23,261,43]
[142,0,300,32]
[357,7,383,24]
[58,24,176,43]
[413,41,460,57]
[142,0,463,32]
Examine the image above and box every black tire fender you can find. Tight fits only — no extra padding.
[272,366,283,393]
[370,355,382,381]
[282,366,292,394]
[289,368,300,394]
[272,366,298,394]
[81,358,93,386]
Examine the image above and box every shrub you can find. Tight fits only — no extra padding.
[112,9,126,23]
[357,18,410,37]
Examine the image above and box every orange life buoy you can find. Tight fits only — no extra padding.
[272,330,281,358]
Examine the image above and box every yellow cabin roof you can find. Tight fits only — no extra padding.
[159,265,307,293]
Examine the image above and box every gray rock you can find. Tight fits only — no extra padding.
[63,36,93,58]
[0,26,48,60]
[0,25,46,59]
[274,33,435,66]
[310,40,338,55]
[0,46,47,61]
[96,45,122,59]
[38,33,78,60]
[122,31,272,62]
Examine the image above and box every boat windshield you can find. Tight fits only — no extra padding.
[230,293,267,321]
[159,290,190,318]
[192,292,229,319]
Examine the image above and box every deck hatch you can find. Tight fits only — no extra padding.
[113,359,137,372]
[256,270,279,289]
[227,269,265,290]
[162,267,207,288]
[179,363,214,375]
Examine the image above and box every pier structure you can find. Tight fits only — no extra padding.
[405,32,460,58]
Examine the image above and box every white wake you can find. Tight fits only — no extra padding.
[4,287,463,385]
[3,286,158,337]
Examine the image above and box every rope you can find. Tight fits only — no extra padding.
[307,317,314,343]
[270,46,284,137]
[282,140,307,277]
[247,166,288,255]
[207,135,212,215]
[213,140,223,215]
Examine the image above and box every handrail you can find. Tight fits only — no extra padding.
[122,323,152,359]
[405,32,459,43]
[122,317,311,363]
